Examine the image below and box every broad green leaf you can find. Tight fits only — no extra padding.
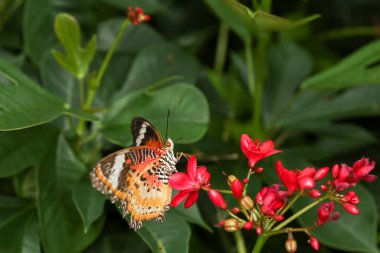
[277,86,380,128]
[23,0,55,66]
[295,185,378,253]
[97,19,164,54]
[265,42,312,126]
[303,40,380,89]
[0,125,59,177]
[175,204,212,232]
[0,196,40,253]
[118,42,199,96]
[37,135,103,253]
[204,0,252,43]
[73,175,106,233]
[0,57,65,130]
[100,0,162,13]
[52,13,96,79]
[137,210,191,253]
[0,57,98,129]
[102,83,209,145]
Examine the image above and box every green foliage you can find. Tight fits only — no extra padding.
[0,1,379,253]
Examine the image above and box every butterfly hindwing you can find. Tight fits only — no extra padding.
[131,117,163,148]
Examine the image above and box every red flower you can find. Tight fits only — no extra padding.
[276,162,329,195]
[208,189,227,209]
[317,202,339,226]
[332,158,376,192]
[169,156,210,208]
[240,134,281,168]
[127,7,151,26]
[231,178,243,199]
[256,184,287,219]
[342,203,359,215]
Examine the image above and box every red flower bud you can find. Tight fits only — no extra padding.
[298,177,315,190]
[309,236,319,251]
[256,226,263,235]
[320,185,327,192]
[243,221,253,230]
[208,189,227,209]
[332,164,340,179]
[243,178,248,184]
[309,189,321,198]
[342,203,359,215]
[232,207,240,214]
[255,167,264,173]
[314,167,329,181]
[231,178,243,199]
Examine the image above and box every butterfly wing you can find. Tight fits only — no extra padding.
[90,147,172,230]
[131,117,164,149]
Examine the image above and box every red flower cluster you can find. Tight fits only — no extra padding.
[256,184,287,220]
[332,158,376,191]
[169,156,226,209]
[127,7,151,25]
[317,202,340,226]
[240,134,281,168]
[276,161,329,195]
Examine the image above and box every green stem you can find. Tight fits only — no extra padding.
[268,193,301,230]
[84,18,131,110]
[214,22,229,73]
[243,169,253,195]
[273,196,329,231]
[234,230,247,253]
[212,189,233,194]
[79,77,84,108]
[251,234,268,253]
[317,26,378,41]
[245,41,255,97]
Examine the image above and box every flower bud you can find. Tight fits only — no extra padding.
[232,207,240,214]
[218,220,226,227]
[227,175,237,186]
[255,167,264,173]
[239,195,254,210]
[243,221,253,230]
[314,166,329,181]
[320,185,327,192]
[231,178,243,199]
[309,236,319,251]
[223,218,241,232]
[342,203,359,215]
[208,189,227,210]
[332,164,340,179]
[285,238,297,253]
[256,226,263,235]
[309,189,321,198]
[243,178,248,184]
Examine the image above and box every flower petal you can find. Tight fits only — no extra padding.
[240,134,253,157]
[187,155,197,181]
[171,190,191,208]
[169,172,193,190]
[184,191,199,208]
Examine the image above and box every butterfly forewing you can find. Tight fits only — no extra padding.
[91,117,177,230]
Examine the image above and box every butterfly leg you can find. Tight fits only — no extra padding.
[175,152,191,161]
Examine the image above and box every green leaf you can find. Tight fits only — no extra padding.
[175,204,212,232]
[52,13,96,79]
[303,40,380,89]
[137,210,191,253]
[0,196,40,253]
[23,0,55,66]
[0,57,65,130]
[295,185,379,253]
[277,86,380,128]
[118,42,199,96]
[102,83,209,145]
[37,135,103,253]
[97,19,164,54]
[0,125,59,177]
[73,175,106,233]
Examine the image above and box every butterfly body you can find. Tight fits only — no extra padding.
[91,118,177,229]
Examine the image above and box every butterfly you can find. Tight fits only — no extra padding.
[90,117,177,230]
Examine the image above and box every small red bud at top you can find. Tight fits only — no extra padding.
[127,7,151,26]
[309,236,320,251]
[218,220,226,227]
[243,221,253,230]
[273,215,284,221]
[314,167,329,181]
[332,212,340,220]
[232,207,240,214]
[243,178,248,184]
[309,189,321,198]
[342,203,359,215]
[208,189,227,210]
[320,185,327,192]
[256,226,263,235]
[255,167,264,173]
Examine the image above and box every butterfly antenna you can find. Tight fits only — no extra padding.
[166,109,170,140]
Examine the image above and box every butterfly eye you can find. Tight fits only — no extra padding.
[165,140,172,147]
